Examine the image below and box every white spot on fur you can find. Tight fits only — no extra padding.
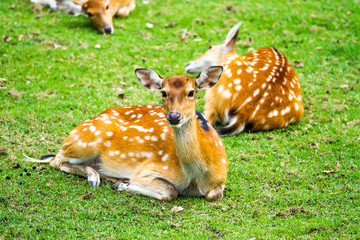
[221,158,226,164]
[246,67,253,73]
[295,102,300,110]
[160,133,166,140]
[235,85,242,91]
[217,85,224,93]
[162,154,169,161]
[237,69,242,75]
[89,126,96,132]
[104,120,112,124]
[125,110,134,115]
[254,89,260,96]
[223,90,232,98]
[95,130,101,136]
[163,166,169,170]
[104,141,111,147]
[106,132,113,137]
[234,79,241,85]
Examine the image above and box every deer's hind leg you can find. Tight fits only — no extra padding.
[49,150,101,187]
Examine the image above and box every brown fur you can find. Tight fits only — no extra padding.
[79,0,135,34]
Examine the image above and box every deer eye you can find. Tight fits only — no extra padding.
[87,12,93,17]
[106,5,109,10]
[188,90,195,97]
[161,91,167,98]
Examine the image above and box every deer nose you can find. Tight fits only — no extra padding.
[167,112,182,125]
[104,26,113,34]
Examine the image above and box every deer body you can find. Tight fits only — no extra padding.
[185,23,304,136]
[28,67,228,201]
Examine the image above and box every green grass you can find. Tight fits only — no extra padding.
[1,0,359,238]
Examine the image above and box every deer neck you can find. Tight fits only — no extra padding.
[172,112,205,167]
[220,48,240,65]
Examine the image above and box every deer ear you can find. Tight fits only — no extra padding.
[196,66,223,90]
[135,68,163,91]
[223,22,242,50]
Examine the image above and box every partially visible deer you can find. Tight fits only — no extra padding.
[24,67,228,201]
[185,23,304,136]
[31,0,136,34]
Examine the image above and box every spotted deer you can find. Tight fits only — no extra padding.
[185,23,304,136]
[31,0,135,34]
[24,67,228,201]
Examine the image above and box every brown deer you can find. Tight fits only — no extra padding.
[25,67,228,201]
[185,23,304,136]
[31,0,135,34]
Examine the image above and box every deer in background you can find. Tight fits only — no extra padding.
[25,67,228,201]
[185,23,304,136]
[31,0,135,34]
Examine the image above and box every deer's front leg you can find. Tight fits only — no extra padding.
[113,176,178,201]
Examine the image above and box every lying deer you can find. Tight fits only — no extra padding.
[31,0,135,34]
[185,23,304,136]
[25,67,228,201]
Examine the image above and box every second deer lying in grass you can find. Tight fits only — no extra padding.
[31,0,135,34]
[185,23,304,136]
[25,66,228,201]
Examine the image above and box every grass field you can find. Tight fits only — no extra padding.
[1,0,359,238]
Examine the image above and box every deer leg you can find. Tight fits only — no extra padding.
[113,176,178,201]
[58,162,100,187]
[49,154,100,187]
[116,3,135,17]
[217,121,246,136]
[205,185,224,201]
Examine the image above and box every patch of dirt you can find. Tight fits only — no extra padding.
[0,147,8,155]
[275,207,311,218]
